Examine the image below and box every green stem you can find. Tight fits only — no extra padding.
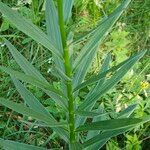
[57,0,76,143]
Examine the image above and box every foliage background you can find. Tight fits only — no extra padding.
[0,0,150,149]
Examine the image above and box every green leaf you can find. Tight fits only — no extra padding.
[75,54,111,127]
[118,104,138,118]
[45,0,63,55]
[75,110,109,117]
[84,53,111,103]
[63,0,74,23]
[0,138,48,150]
[73,0,131,88]
[76,118,142,132]
[142,115,150,123]
[45,0,67,95]
[86,104,138,150]
[69,142,83,150]
[78,50,146,111]
[74,51,138,91]
[0,66,64,97]
[83,115,150,148]
[52,66,72,82]
[0,98,67,127]
[12,77,50,116]
[0,2,62,59]
[82,126,135,148]
[4,39,68,110]
[73,0,131,70]
[1,40,69,141]
[85,106,109,150]
[4,39,47,81]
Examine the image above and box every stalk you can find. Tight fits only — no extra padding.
[57,0,76,143]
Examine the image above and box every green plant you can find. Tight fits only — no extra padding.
[0,0,149,149]
[125,134,142,150]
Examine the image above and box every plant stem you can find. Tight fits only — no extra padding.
[57,0,76,143]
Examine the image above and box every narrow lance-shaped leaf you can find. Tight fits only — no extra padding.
[76,118,142,132]
[0,98,67,127]
[45,0,67,95]
[75,54,111,127]
[0,138,48,150]
[0,66,64,97]
[12,77,50,116]
[75,110,110,117]
[4,39,68,110]
[69,143,83,150]
[85,54,111,100]
[52,66,72,82]
[73,0,131,70]
[4,39,47,81]
[73,46,97,88]
[63,0,74,23]
[118,103,138,118]
[86,103,138,150]
[45,0,65,75]
[83,115,150,148]
[82,126,134,148]
[0,2,62,59]
[85,105,109,150]
[74,51,140,91]
[46,0,63,53]
[78,50,147,111]
[73,0,131,88]
[2,40,69,141]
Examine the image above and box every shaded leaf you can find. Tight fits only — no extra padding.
[0,98,67,127]
[82,126,134,148]
[0,66,64,97]
[83,115,150,148]
[0,138,48,150]
[12,77,50,116]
